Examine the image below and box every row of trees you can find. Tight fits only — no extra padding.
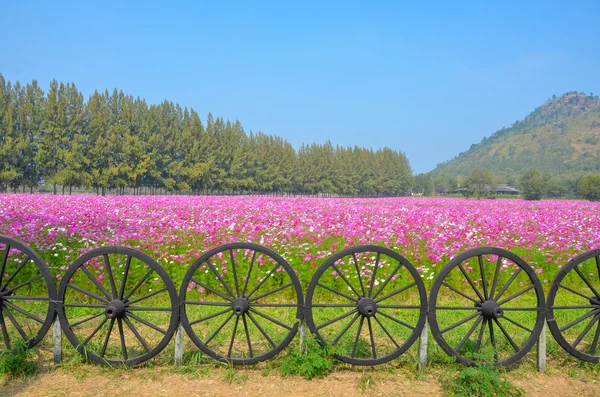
[0,74,413,196]
[415,168,600,201]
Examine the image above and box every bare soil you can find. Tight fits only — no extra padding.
[2,366,599,397]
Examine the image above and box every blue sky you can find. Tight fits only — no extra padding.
[2,1,599,173]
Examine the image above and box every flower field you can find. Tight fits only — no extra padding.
[2,194,599,289]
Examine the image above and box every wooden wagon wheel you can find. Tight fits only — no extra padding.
[547,249,600,363]
[305,245,427,365]
[58,247,178,366]
[429,247,545,366]
[179,243,304,364]
[0,236,56,353]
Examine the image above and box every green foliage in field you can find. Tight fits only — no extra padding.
[279,337,333,380]
[0,340,38,378]
[442,350,524,397]
[578,174,600,201]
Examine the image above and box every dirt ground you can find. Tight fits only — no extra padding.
[2,366,599,397]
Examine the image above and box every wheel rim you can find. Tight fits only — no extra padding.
[0,237,56,353]
[547,249,600,363]
[180,243,304,365]
[429,247,545,366]
[305,245,427,365]
[58,247,178,366]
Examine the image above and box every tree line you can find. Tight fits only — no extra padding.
[0,74,413,196]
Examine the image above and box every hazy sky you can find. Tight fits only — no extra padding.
[2,1,600,173]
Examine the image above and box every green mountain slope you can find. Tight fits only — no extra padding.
[432,92,600,179]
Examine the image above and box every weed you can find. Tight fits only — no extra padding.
[0,340,38,378]
[221,365,249,385]
[441,350,524,397]
[279,337,333,380]
[357,373,376,392]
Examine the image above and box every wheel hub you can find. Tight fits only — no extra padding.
[358,297,377,317]
[479,300,503,319]
[591,297,600,307]
[232,298,249,316]
[105,300,126,319]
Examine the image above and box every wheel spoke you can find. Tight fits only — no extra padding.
[123,269,153,301]
[127,306,172,312]
[248,282,294,303]
[4,275,43,295]
[5,296,50,301]
[373,315,400,349]
[493,268,522,302]
[488,319,498,360]
[241,251,257,297]
[242,314,253,358]
[501,315,533,334]
[332,313,359,346]
[67,283,109,304]
[456,316,483,352]
[230,250,240,297]
[376,304,421,309]
[590,320,600,355]
[69,312,105,328]
[64,303,107,308]
[311,303,356,308]
[559,284,595,301]
[352,253,366,296]
[497,285,535,306]
[434,306,481,311]
[190,277,233,302]
[367,317,376,359]
[494,318,518,352]
[117,318,128,360]
[246,263,282,299]
[375,282,417,303]
[227,316,240,358]
[0,245,10,286]
[184,301,231,307]
[501,307,543,311]
[248,308,292,330]
[457,263,485,302]
[351,316,365,358]
[440,312,480,334]
[83,317,108,345]
[488,256,502,300]
[559,310,598,332]
[205,313,233,346]
[205,259,236,299]
[1,257,29,290]
[478,255,488,300]
[372,261,403,300]
[126,312,167,334]
[314,282,358,303]
[572,314,599,349]
[126,288,168,305]
[0,312,11,349]
[376,310,415,331]
[316,309,358,331]
[441,281,479,304]
[368,253,380,297]
[123,315,150,353]
[189,308,231,326]
[103,254,118,299]
[247,311,276,348]
[329,263,361,298]
[80,266,112,301]
[2,306,28,339]
[4,301,44,324]
[119,255,132,299]
[100,318,115,357]
[473,318,487,354]
[574,266,600,299]
[551,305,597,310]
[248,303,298,308]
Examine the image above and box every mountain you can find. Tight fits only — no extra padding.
[431,92,600,181]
